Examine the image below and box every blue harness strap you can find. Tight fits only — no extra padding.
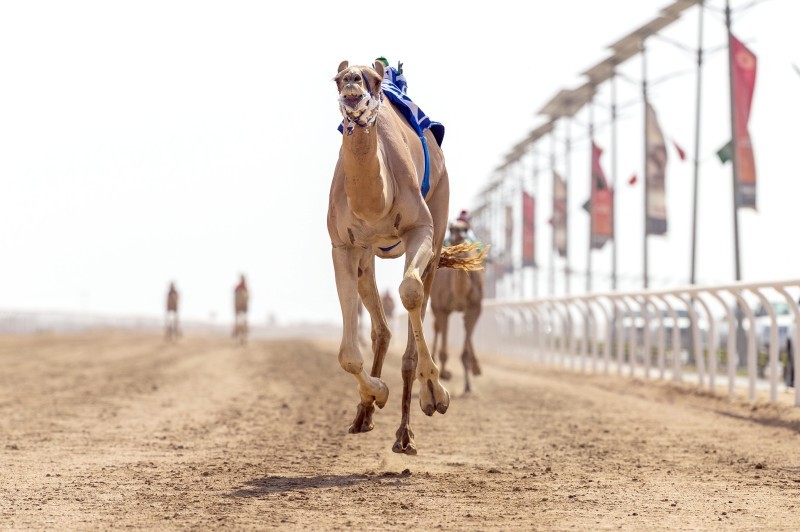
[378,240,402,253]
[360,69,372,94]
[419,134,431,199]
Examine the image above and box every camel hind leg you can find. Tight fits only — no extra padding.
[349,251,392,433]
[462,304,482,393]
[433,308,452,380]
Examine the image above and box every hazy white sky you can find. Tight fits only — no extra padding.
[1,0,797,325]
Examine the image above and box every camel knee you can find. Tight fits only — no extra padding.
[401,347,418,376]
[338,349,363,375]
[399,277,424,311]
[372,325,391,345]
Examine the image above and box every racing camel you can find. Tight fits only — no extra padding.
[328,59,482,454]
[431,220,484,393]
[165,282,180,342]
[233,275,249,345]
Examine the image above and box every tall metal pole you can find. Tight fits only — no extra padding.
[642,40,650,289]
[610,71,618,291]
[549,128,556,296]
[726,0,746,365]
[725,0,743,282]
[565,117,572,295]
[587,97,594,293]
[690,1,705,285]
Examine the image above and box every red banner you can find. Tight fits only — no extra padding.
[522,191,536,267]
[731,33,757,209]
[553,171,567,258]
[590,142,613,249]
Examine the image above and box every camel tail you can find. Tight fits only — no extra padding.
[438,243,489,271]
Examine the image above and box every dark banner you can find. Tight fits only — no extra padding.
[522,191,536,267]
[731,33,757,209]
[590,142,613,249]
[553,171,567,258]
[645,102,668,235]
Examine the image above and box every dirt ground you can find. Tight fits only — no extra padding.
[1,332,799,530]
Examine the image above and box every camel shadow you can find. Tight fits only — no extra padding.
[224,474,371,498]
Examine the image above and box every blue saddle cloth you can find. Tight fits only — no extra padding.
[381,67,445,148]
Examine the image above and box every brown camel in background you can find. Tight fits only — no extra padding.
[328,59,484,454]
[431,220,484,393]
[165,282,180,342]
[233,274,249,345]
[381,290,396,321]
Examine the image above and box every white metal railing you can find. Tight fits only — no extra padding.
[470,279,800,407]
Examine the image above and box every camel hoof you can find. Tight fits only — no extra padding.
[419,378,450,416]
[392,440,417,455]
[440,369,452,381]
[349,422,373,434]
[393,426,416,454]
[348,420,374,433]
[348,403,375,434]
[436,388,450,414]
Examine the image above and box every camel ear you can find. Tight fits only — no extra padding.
[337,60,349,73]
[373,61,384,80]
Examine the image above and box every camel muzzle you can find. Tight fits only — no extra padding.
[340,93,364,110]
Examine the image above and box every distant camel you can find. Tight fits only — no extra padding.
[233,275,249,345]
[431,220,484,393]
[165,282,180,342]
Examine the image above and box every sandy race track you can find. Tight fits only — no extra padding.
[1,332,799,530]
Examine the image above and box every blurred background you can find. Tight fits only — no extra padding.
[0,0,797,331]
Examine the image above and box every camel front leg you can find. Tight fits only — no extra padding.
[332,245,390,434]
[349,252,392,433]
[394,320,418,455]
[399,226,450,417]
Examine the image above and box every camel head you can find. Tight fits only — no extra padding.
[448,220,469,245]
[335,60,385,134]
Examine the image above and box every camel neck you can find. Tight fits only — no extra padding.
[341,125,391,222]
